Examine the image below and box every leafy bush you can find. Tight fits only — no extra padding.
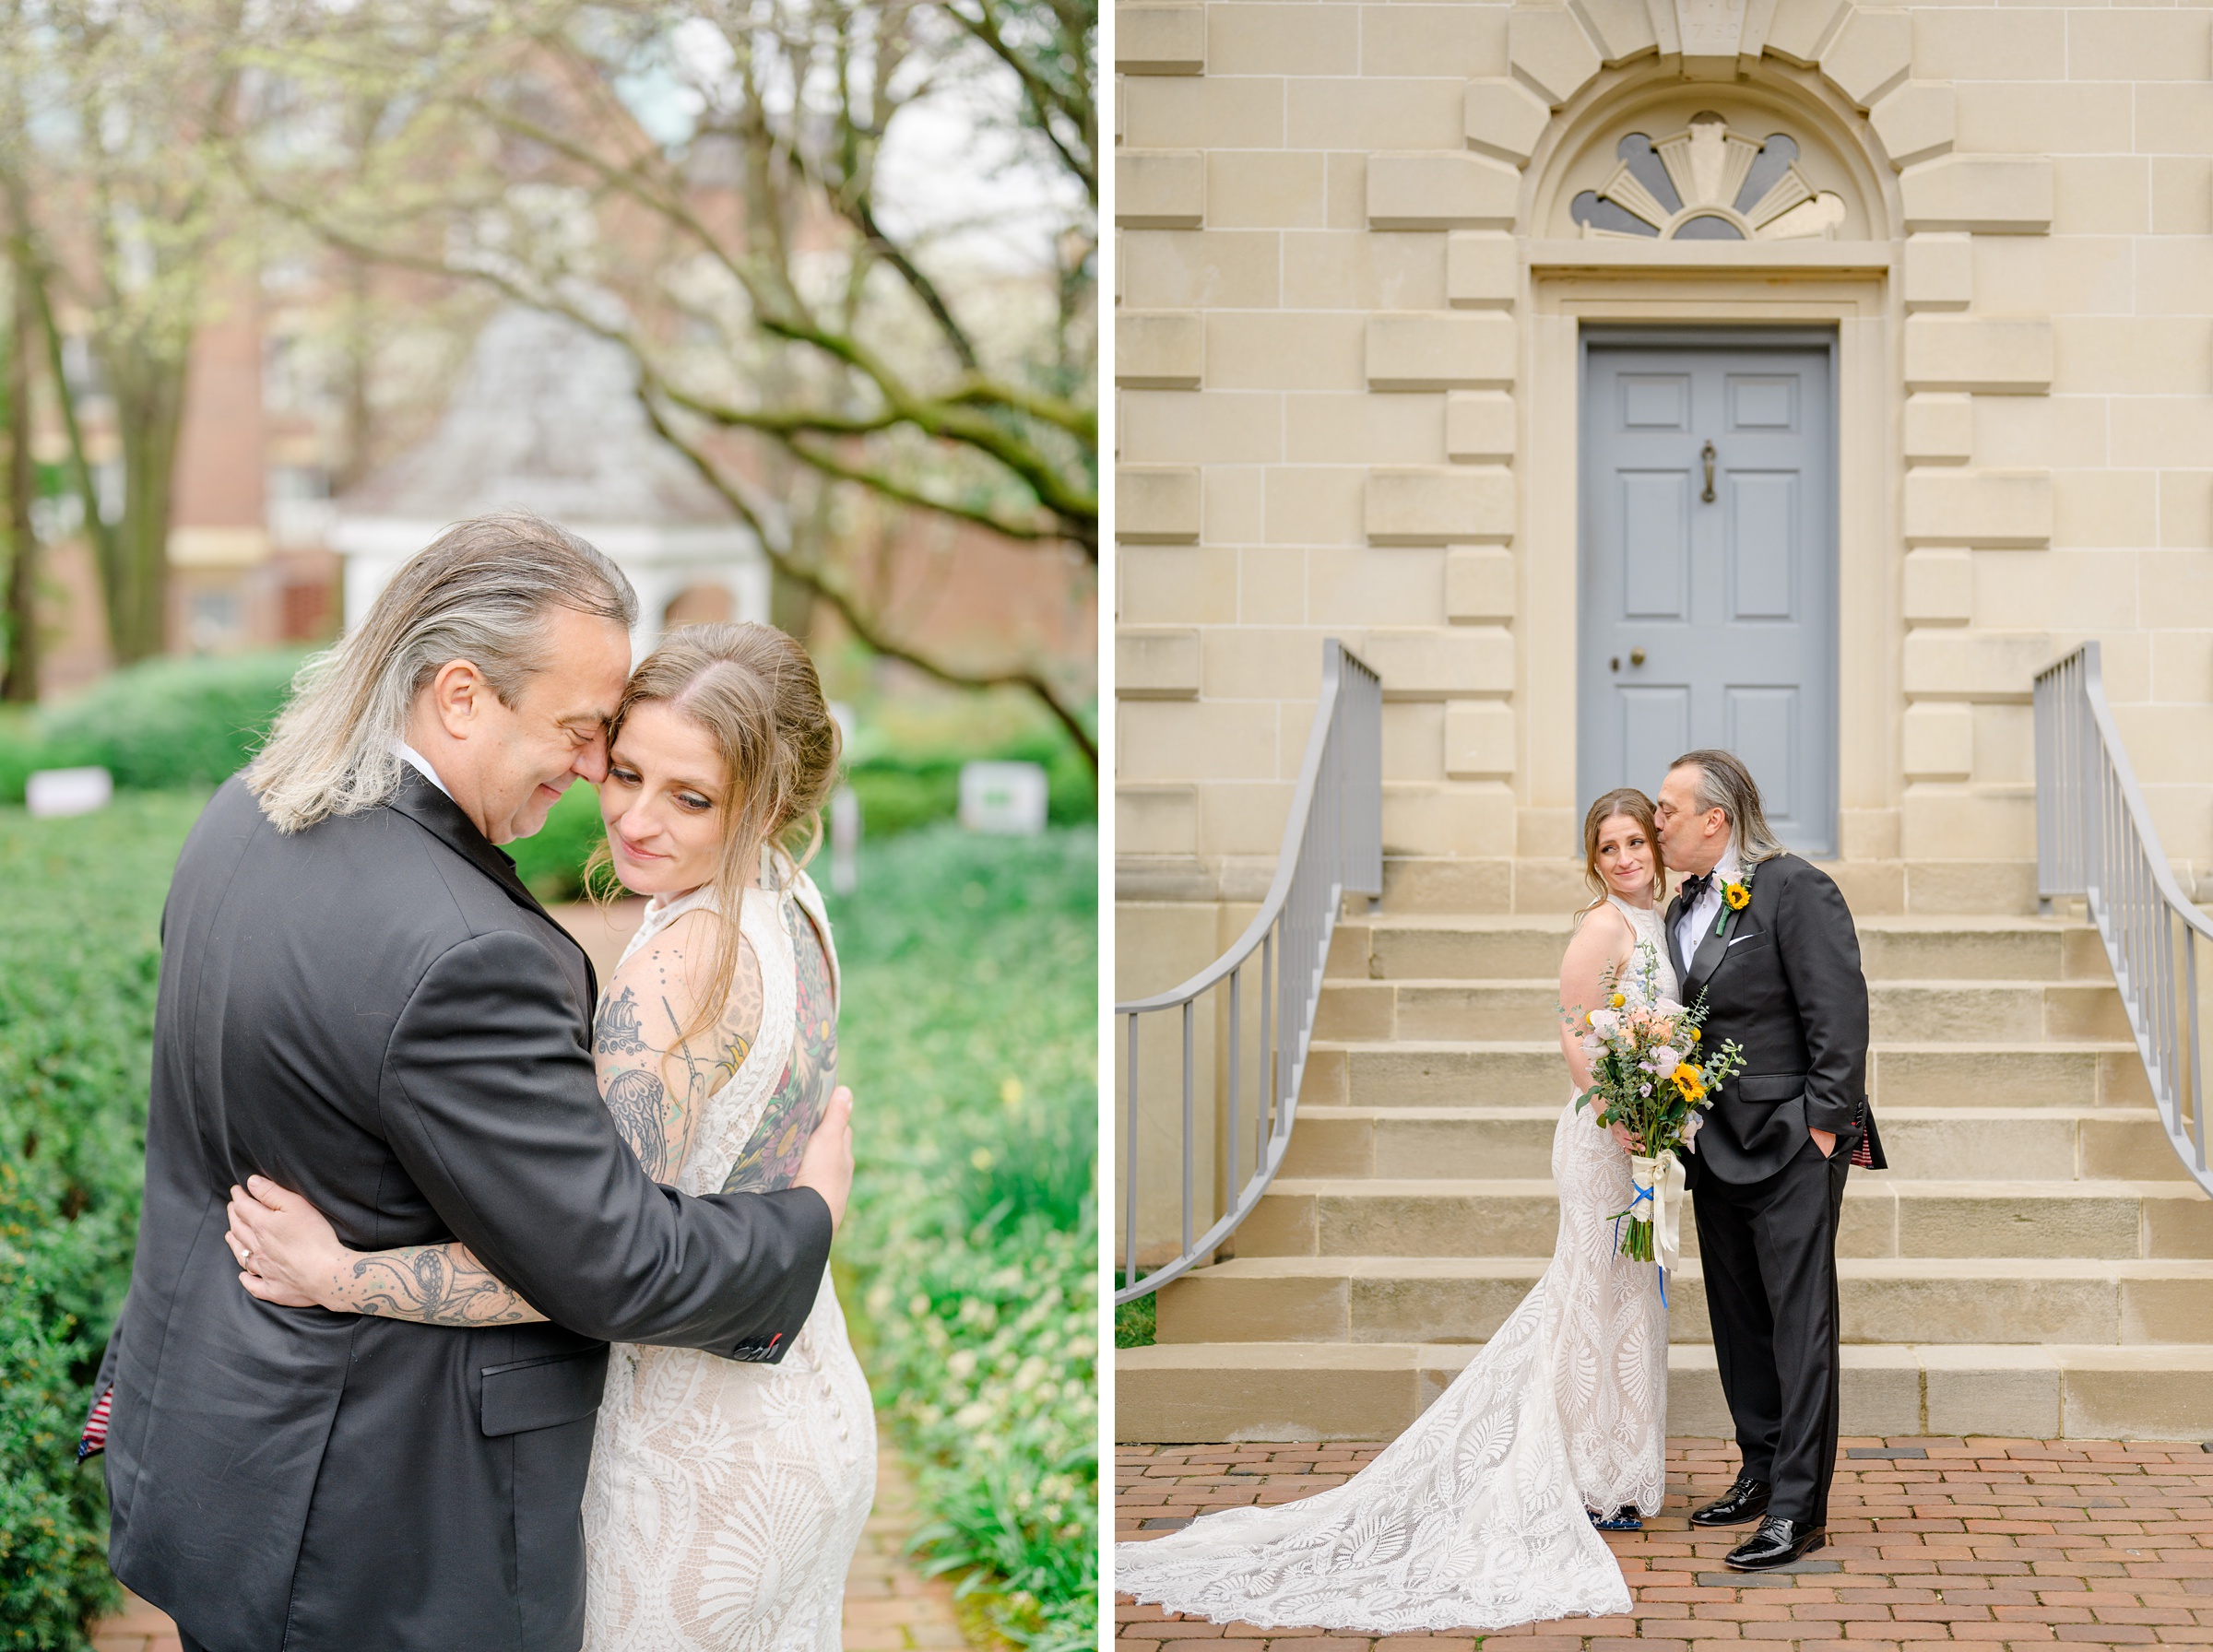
[0,1169,121,1649]
[844,762,960,839]
[507,782,608,903]
[0,792,200,1647]
[846,733,1095,840]
[0,654,307,802]
[827,825,1096,1650]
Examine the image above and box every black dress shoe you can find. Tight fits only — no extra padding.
[1724,1515,1828,1571]
[1689,1473,1771,1527]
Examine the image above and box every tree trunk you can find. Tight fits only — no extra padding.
[100,344,190,662]
[337,253,373,492]
[2,258,33,701]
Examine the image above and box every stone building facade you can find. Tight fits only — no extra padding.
[1115,0,2213,947]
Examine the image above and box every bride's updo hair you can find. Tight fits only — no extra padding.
[586,621,842,1044]
[1580,787,1667,910]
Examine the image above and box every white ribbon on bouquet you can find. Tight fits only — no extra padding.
[1628,1150,1687,1276]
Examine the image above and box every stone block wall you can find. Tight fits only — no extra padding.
[1115,0,2213,951]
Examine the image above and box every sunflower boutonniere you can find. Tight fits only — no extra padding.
[1714,864,1757,940]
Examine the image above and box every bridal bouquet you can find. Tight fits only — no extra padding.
[1567,940,1746,1269]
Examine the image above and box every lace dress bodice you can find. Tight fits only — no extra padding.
[581,870,875,1651]
[1113,893,1673,1633]
[1606,894,1680,1004]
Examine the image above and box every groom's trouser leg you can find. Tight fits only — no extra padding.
[1756,1140,1850,1526]
[1693,1174,1783,1485]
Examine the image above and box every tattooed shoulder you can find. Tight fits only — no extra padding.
[595,987,647,1056]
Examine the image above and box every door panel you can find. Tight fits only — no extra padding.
[1579,337,1836,856]
[1725,686,1800,820]
[1617,686,1691,782]
[1622,374,1691,429]
[1728,374,1797,431]
[1726,474,1797,621]
[1620,473,1691,620]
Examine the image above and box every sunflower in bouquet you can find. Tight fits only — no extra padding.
[1565,940,1746,1267]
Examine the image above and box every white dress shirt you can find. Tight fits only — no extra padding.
[1673,838,1742,969]
[393,739,453,799]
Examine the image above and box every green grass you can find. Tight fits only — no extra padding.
[1113,1280,1156,1350]
[823,825,1096,1651]
[0,796,1096,1650]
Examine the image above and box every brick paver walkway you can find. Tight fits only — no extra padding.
[1117,1437,2213,1650]
[93,1446,971,1650]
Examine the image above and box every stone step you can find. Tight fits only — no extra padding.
[1313,978,2131,1044]
[1114,1339,2213,1444]
[1279,1106,2189,1184]
[1236,1176,2213,1261]
[1331,914,2115,986]
[1153,1254,2213,1347]
[1300,1041,2153,1111]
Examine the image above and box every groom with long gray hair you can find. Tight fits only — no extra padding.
[96,512,856,1652]
[1654,749,1884,1573]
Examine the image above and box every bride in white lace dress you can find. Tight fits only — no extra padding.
[1115,788,1677,1634]
[223,623,874,1649]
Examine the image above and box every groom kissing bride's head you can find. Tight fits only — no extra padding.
[98,511,862,1652]
[1652,747,1784,884]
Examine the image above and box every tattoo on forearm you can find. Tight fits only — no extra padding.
[604,1068,669,1176]
[343,1245,544,1327]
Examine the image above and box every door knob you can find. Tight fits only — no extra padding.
[1630,647,1646,667]
[1700,441,1716,503]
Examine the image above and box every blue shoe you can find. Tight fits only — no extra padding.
[1591,1505,1643,1530]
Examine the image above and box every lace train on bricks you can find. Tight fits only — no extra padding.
[581,876,876,1651]
[1113,897,1671,1634]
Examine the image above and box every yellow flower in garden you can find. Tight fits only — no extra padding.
[1608,992,1626,1008]
[1675,1068,1708,1103]
[1724,882,1750,910]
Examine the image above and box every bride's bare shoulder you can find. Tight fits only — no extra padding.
[1562,900,1635,972]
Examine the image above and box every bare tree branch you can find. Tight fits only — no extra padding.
[641,388,1095,766]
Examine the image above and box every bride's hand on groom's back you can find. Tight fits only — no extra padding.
[792,1086,855,1233]
[226,1176,342,1309]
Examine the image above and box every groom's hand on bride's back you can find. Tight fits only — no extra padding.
[792,1086,856,1233]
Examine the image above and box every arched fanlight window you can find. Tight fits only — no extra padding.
[1569,112,1847,242]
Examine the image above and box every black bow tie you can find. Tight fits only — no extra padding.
[1679,872,1715,904]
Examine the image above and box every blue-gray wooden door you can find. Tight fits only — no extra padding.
[1578,336,1837,856]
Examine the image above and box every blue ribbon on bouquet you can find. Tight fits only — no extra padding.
[1616,1182,1668,1308]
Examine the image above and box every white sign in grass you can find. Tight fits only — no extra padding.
[958,761,1047,835]
[27,767,112,819]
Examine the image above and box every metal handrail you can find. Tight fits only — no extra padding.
[1115,639,1382,1304]
[2034,642,2212,1195]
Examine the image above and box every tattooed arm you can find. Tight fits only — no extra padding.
[225,1176,550,1323]
[591,909,765,1182]
[227,910,770,1328]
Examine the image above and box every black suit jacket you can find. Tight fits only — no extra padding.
[102,773,834,1652]
[1667,852,1882,1185]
